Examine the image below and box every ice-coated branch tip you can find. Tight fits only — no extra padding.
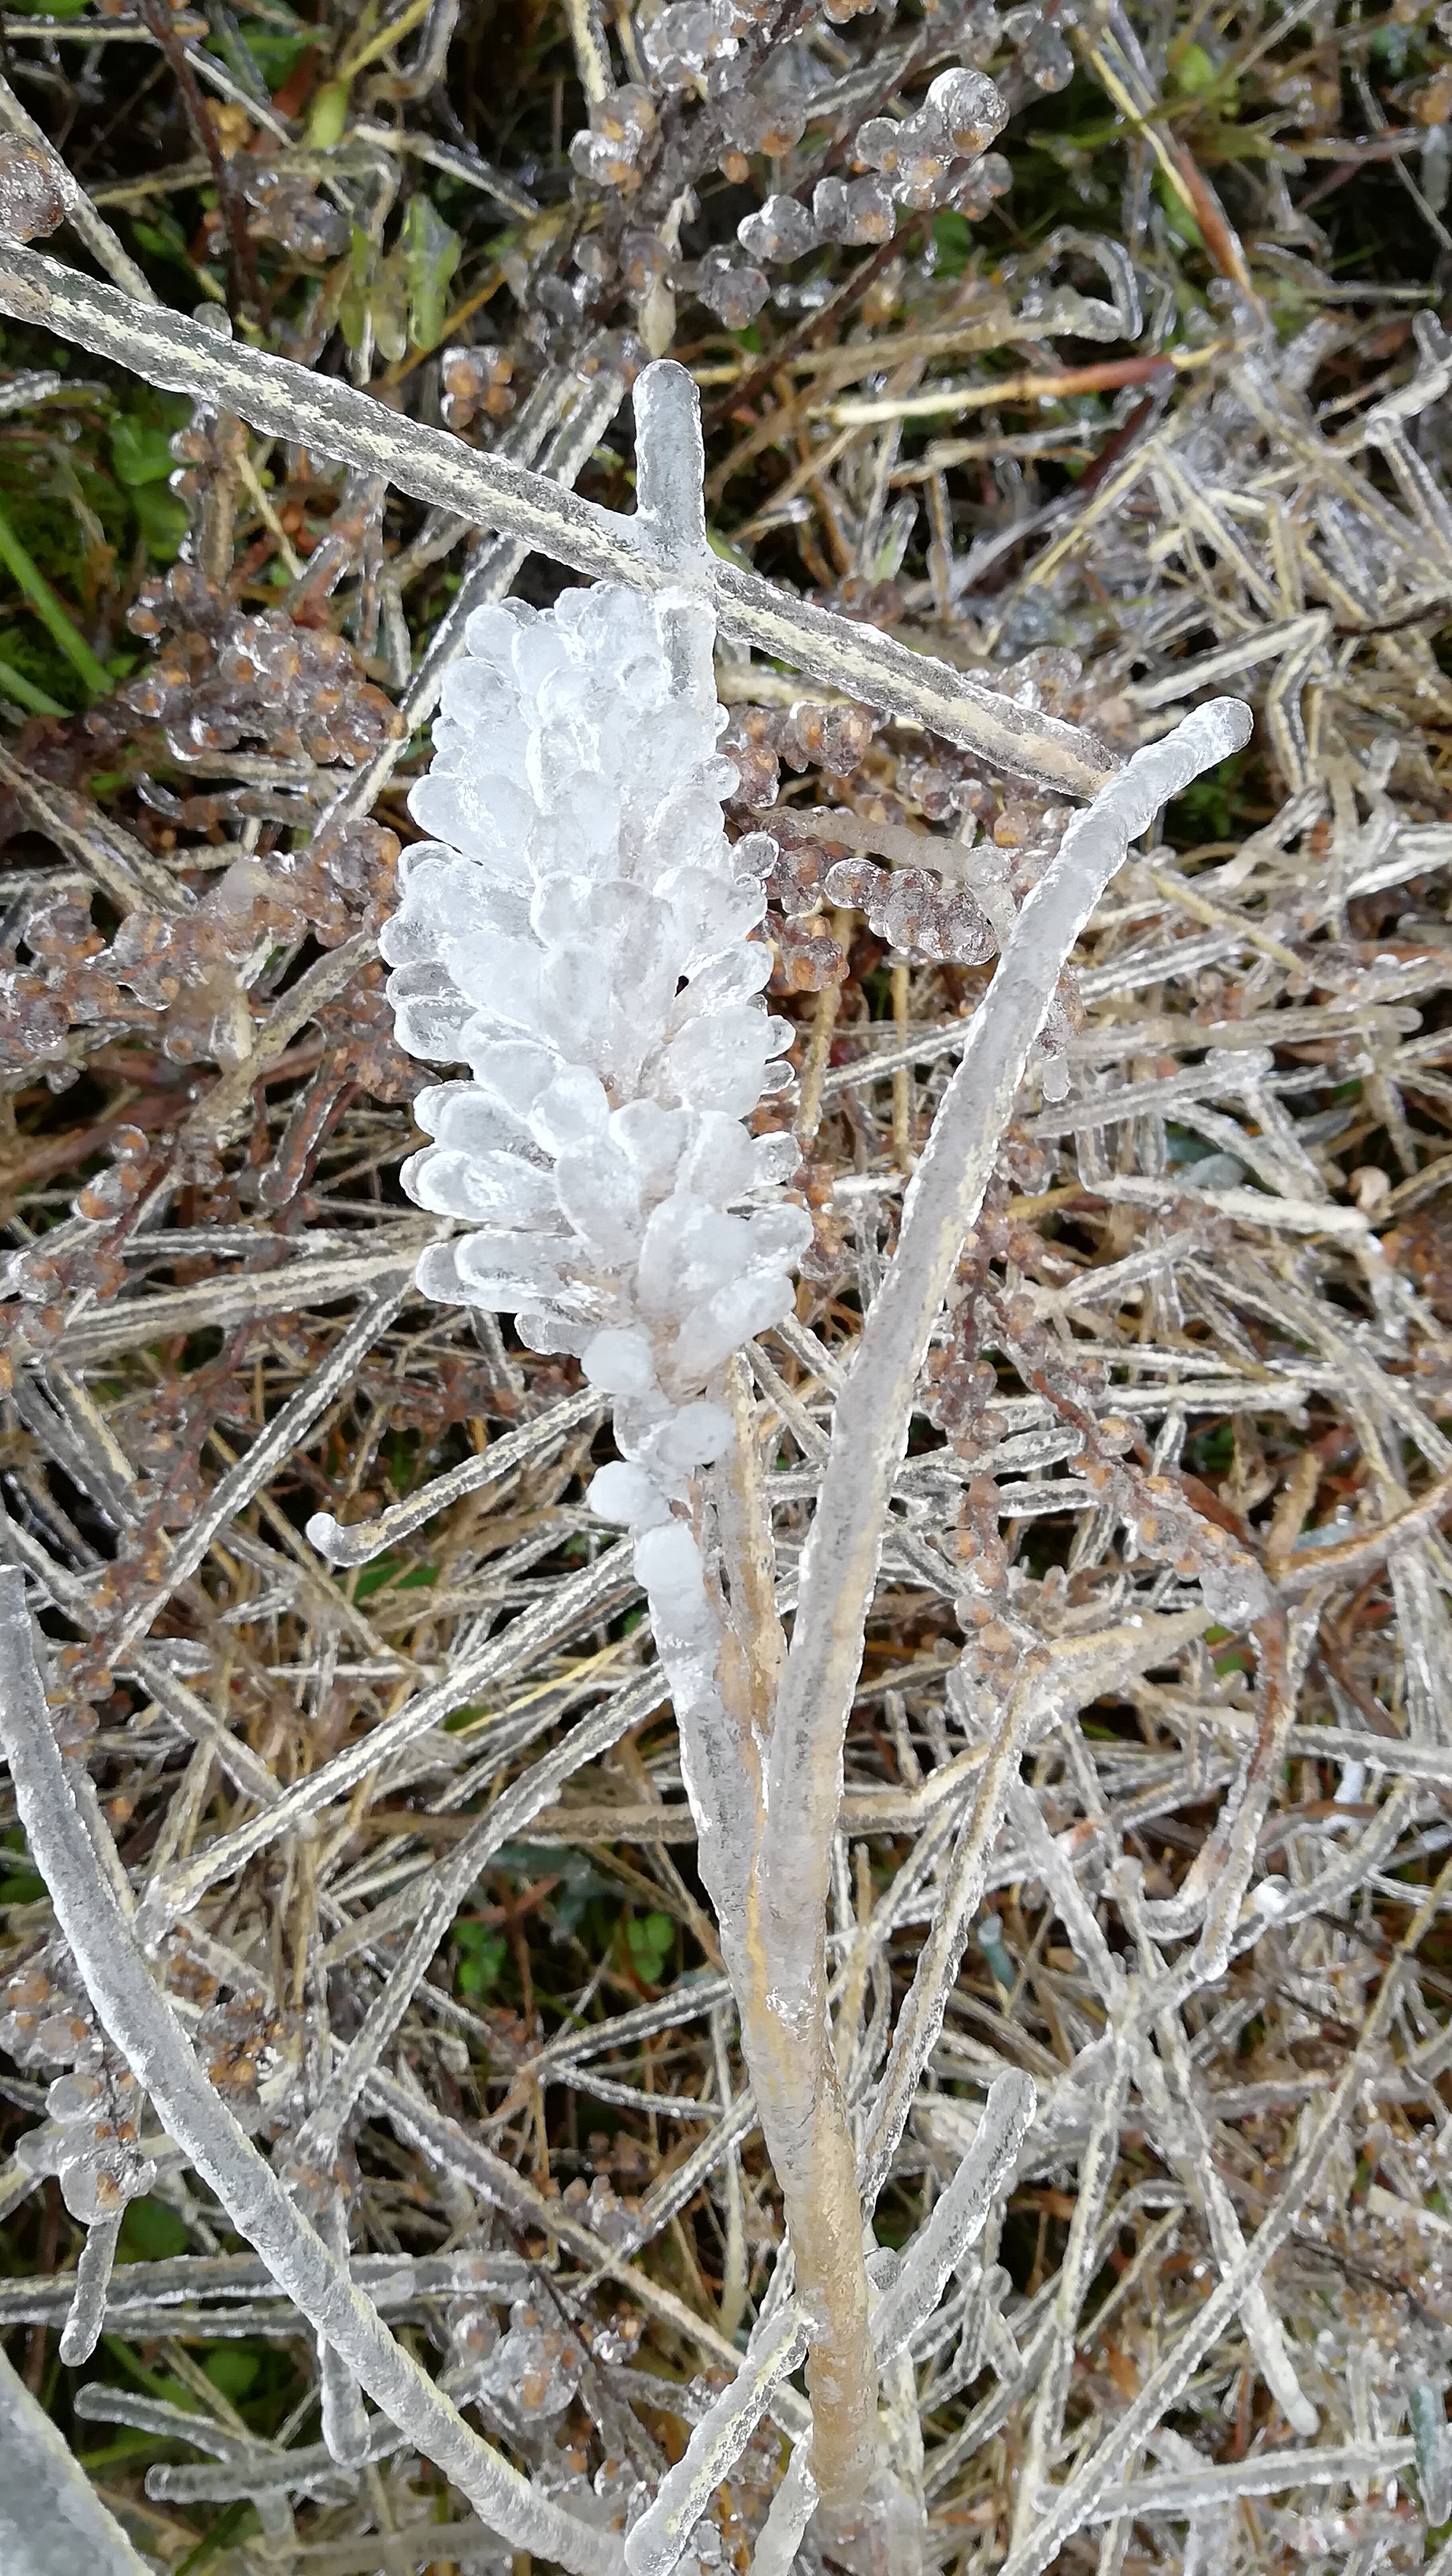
[758,701,1256,2054]
[305,1385,603,1566]
[870,2069,1035,2365]
[625,2305,807,2576]
[632,358,709,575]
[58,2211,121,2366]
[747,2447,818,2576]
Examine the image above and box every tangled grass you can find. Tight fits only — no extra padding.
[6,0,1452,2568]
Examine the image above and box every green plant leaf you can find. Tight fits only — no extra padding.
[230,21,312,85]
[0,497,111,697]
[932,211,974,278]
[308,78,351,147]
[109,418,178,488]
[204,2346,263,2400]
[132,483,189,563]
[455,1923,507,1994]
[402,197,462,354]
[626,1912,675,1982]
[371,257,410,365]
[118,2197,190,2261]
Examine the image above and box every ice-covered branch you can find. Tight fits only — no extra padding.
[0,1570,623,2576]
[305,1382,603,1565]
[624,2303,808,2576]
[0,2334,155,2576]
[758,698,1254,2106]
[57,2208,120,2366]
[0,248,1118,796]
[870,2072,1034,2366]
[748,2448,819,2575]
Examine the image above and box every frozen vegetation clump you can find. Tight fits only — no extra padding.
[11,0,1452,2555]
[382,577,808,1544]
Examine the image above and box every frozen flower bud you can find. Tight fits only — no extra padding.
[825,856,996,964]
[381,563,807,1526]
[737,192,819,264]
[241,163,350,262]
[924,66,1008,155]
[0,139,65,243]
[855,111,920,177]
[1003,5,1076,88]
[621,227,670,291]
[570,84,657,189]
[440,343,515,430]
[813,174,896,245]
[720,711,780,809]
[696,247,769,328]
[374,375,823,1874]
[642,0,739,86]
[720,88,808,157]
[950,152,1012,218]
[777,699,874,775]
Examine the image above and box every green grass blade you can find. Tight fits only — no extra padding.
[0,650,66,716]
[0,496,112,697]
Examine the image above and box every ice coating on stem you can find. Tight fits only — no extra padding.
[870,2071,1033,2365]
[58,2211,120,2368]
[747,2447,818,2574]
[758,697,1256,2103]
[625,2303,807,2576]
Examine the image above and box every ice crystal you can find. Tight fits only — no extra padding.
[382,578,811,1548]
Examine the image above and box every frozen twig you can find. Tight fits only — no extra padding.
[624,2303,808,2576]
[0,248,1118,796]
[758,702,1252,2158]
[0,1570,624,2576]
[0,2334,155,2574]
[747,2446,819,2574]
[306,1384,604,1564]
[57,2209,121,2366]
[870,2069,1034,2363]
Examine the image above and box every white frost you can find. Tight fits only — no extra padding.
[381,565,809,1578]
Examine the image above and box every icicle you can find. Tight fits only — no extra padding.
[58,2211,121,2367]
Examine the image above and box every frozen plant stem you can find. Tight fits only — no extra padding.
[0,245,1118,797]
[58,2211,120,2367]
[373,359,888,2507]
[869,2070,1034,2364]
[0,1572,623,2576]
[758,696,1254,2208]
[625,2302,808,2576]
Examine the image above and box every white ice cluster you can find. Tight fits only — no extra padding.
[380,578,810,1563]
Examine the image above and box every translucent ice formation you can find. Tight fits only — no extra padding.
[381,575,810,1554]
